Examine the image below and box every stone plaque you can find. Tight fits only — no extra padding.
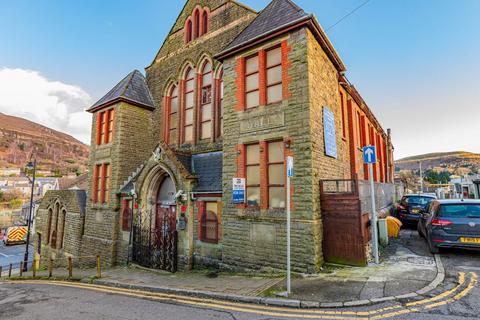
[95,147,111,160]
[240,112,285,133]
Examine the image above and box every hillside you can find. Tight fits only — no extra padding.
[396,151,480,174]
[0,112,90,175]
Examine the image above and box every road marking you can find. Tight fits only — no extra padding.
[0,252,9,258]
[2,272,477,320]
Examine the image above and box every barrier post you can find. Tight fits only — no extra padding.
[96,255,101,278]
[8,264,12,277]
[19,261,23,277]
[0,266,2,278]
[68,257,73,279]
[48,258,53,278]
[32,258,37,277]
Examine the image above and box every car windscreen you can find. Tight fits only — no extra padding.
[438,204,480,218]
[403,196,434,206]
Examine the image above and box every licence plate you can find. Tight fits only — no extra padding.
[412,209,420,214]
[460,237,480,244]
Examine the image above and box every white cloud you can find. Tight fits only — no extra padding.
[0,68,92,144]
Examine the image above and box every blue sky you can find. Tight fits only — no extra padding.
[0,0,479,159]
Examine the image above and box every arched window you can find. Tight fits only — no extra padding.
[194,9,200,39]
[202,11,208,35]
[200,202,219,243]
[183,68,195,143]
[58,209,66,249]
[51,203,60,248]
[186,19,192,43]
[200,61,212,140]
[46,208,52,244]
[167,85,178,144]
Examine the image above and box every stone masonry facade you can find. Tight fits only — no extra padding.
[34,0,395,274]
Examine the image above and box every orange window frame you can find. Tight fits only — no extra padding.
[200,63,213,140]
[167,86,178,144]
[267,141,285,208]
[265,46,283,105]
[245,54,260,109]
[183,70,195,143]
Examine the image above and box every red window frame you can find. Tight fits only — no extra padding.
[199,201,219,243]
[267,140,285,208]
[193,9,200,39]
[93,163,111,204]
[246,143,260,207]
[183,68,195,143]
[200,62,213,140]
[107,109,115,143]
[121,199,132,231]
[186,19,192,43]
[245,54,260,109]
[167,85,178,144]
[339,91,346,138]
[201,11,208,35]
[96,109,114,145]
[265,46,283,104]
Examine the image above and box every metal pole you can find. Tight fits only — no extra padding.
[286,174,291,295]
[420,161,424,193]
[369,163,379,264]
[23,158,36,271]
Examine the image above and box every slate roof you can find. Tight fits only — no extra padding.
[74,190,87,216]
[191,152,223,193]
[87,70,155,112]
[219,0,310,55]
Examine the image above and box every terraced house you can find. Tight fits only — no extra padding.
[35,0,395,273]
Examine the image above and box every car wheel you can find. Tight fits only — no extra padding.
[428,238,440,254]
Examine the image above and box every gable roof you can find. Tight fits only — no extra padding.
[223,0,308,52]
[216,0,346,72]
[87,70,155,113]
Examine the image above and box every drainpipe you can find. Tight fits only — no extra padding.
[386,129,392,183]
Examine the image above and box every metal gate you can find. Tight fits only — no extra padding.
[320,179,370,267]
[132,206,178,272]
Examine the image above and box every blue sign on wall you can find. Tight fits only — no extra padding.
[323,106,337,158]
[232,190,245,204]
[363,146,377,164]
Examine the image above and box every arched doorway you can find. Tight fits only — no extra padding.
[132,170,178,273]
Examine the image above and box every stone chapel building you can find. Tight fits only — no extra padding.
[35,0,394,273]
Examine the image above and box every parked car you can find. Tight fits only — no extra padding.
[396,194,437,225]
[418,199,480,254]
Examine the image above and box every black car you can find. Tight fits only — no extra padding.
[418,199,480,254]
[396,194,437,225]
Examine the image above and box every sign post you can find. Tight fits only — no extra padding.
[363,146,379,264]
[232,178,246,204]
[286,156,294,295]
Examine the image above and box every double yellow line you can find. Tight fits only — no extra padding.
[3,272,477,320]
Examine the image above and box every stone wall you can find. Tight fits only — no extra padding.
[82,101,155,266]
[34,190,85,267]
[146,0,256,153]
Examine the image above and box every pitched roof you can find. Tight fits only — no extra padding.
[219,0,309,54]
[192,152,223,193]
[87,70,155,113]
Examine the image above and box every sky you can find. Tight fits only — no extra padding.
[0,0,479,159]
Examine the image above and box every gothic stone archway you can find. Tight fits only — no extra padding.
[132,167,178,272]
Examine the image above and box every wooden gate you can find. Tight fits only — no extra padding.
[320,179,371,267]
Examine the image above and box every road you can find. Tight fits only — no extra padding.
[0,242,33,270]
[0,245,478,319]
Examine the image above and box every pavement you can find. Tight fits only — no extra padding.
[0,229,443,308]
[0,229,479,319]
